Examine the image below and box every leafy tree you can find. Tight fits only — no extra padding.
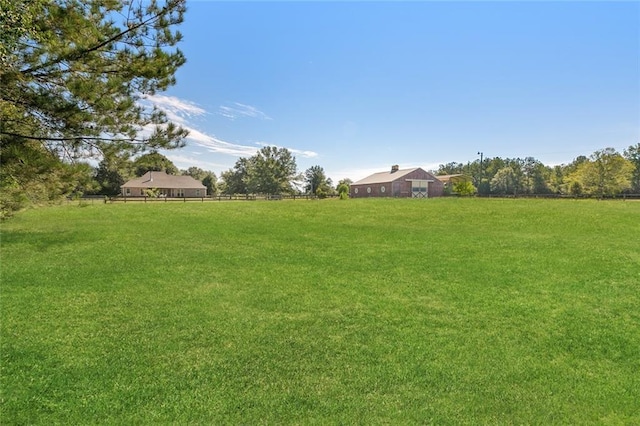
[246,146,298,195]
[567,148,633,197]
[133,152,178,176]
[182,167,207,181]
[548,165,566,194]
[491,166,523,195]
[94,153,134,196]
[0,139,97,218]
[521,157,551,194]
[569,181,583,196]
[337,182,349,200]
[202,172,218,196]
[220,158,251,195]
[220,147,298,195]
[1,0,187,214]
[624,143,640,193]
[304,165,332,196]
[337,178,353,187]
[453,180,476,196]
[564,155,588,176]
[436,162,465,175]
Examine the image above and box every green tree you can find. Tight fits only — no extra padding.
[202,172,218,196]
[220,158,251,195]
[182,167,207,181]
[337,183,349,200]
[548,165,566,194]
[1,0,188,214]
[436,162,465,175]
[0,138,99,217]
[133,152,178,176]
[453,180,476,196]
[491,166,523,195]
[246,146,298,195]
[94,153,133,196]
[567,148,633,197]
[624,143,640,193]
[304,165,332,196]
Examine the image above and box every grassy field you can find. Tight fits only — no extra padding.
[1,198,639,424]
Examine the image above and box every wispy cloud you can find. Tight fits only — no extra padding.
[185,128,259,157]
[141,95,317,161]
[163,153,227,171]
[141,94,206,124]
[218,102,272,121]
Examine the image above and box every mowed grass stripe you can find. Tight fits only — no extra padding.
[1,199,639,424]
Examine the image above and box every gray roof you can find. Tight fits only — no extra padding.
[121,171,206,189]
[352,168,420,185]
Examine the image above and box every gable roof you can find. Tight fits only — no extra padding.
[352,168,420,185]
[121,171,206,189]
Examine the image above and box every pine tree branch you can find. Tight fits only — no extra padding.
[1,131,146,144]
[20,3,177,76]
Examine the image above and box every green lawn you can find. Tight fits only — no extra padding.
[1,198,639,424]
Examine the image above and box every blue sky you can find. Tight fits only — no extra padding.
[151,1,640,182]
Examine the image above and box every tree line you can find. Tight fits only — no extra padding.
[437,145,639,198]
[90,146,349,199]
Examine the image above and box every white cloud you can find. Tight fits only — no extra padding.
[139,94,318,163]
[187,130,259,157]
[163,153,227,171]
[141,94,206,124]
[218,102,272,121]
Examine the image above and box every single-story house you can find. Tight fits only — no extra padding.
[120,171,207,197]
[350,165,444,198]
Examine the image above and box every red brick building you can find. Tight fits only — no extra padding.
[350,165,444,198]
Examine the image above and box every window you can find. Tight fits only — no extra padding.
[354,188,359,194]
[125,188,131,196]
[195,189,200,197]
[380,186,386,193]
[141,189,145,196]
[367,187,371,194]
[176,189,184,197]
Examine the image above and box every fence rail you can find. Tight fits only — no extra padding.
[90,194,338,203]
[476,193,640,200]
[73,193,640,204]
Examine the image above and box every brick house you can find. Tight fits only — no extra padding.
[120,171,207,197]
[350,165,444,198]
